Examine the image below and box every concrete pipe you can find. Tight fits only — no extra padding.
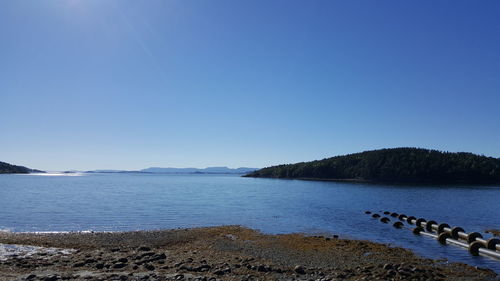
[450,227,465,240]
[413,226,424,235]
[442,226,452,233]
[437,223,450,234]
[478,247,500,259]
[449,237,500,259]
[425,221,437,232]
[458,231,469,240]
[450,229,469,240]
[469,241,485,256]
[467,232,483,244]
[438,233,452,245]
[474,237,500,252]
[393,222,404,229]
[416,218,427,227]
[380,217,390,223]
[407,216,417,225]
[486,238,500,251]
[418,230,500,260]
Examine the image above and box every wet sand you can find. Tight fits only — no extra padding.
[0,226,497,280]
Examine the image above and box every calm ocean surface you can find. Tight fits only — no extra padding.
[1,173,499,272]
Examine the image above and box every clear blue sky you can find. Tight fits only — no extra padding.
[1,0,499,171]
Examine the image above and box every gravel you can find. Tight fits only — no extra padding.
[0,226,497,281]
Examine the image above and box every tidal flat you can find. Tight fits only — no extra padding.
[0,226,497,281]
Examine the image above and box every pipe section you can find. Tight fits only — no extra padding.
[373,211,500,260]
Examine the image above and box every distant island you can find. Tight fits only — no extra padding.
[141,167,258,174]
[85,167,258,175]
[0,161,44,174]
[244,148,500,184]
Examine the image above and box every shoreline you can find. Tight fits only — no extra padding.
[486,230,500,237]
[243,175,500,186]
[0,226,497,281]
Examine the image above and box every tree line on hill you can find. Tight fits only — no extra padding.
[244,148,500,184]
[0,161,43,174]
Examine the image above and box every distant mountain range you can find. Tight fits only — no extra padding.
[0,161,44,174]
[85,167,258,174]
[0,161,257,175]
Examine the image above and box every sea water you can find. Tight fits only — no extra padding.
[1,173,499,272]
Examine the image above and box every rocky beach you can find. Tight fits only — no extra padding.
[0,226,497,281]
[486,230,500,237]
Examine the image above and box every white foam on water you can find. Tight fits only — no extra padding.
[17,230,119,234]
[28,172,84,176]
[18,231,76,234]
[0,243,76,261]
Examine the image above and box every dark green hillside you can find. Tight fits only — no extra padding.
[244,148,500,184]
[0,161,43,174]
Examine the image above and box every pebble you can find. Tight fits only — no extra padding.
[0,227,494,281]
[144,263,155,271]
[257,265,268,272]
[43,275,59,281]
[213,270,225,276]
[113,263,127,269]
[73,262,85,267]
[197,264,211,272]
[294,265,306,274]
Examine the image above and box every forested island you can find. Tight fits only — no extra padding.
[244,148,500,184]
[0,161,43,174]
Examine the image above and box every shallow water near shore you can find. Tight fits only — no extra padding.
[1,173,499,273]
